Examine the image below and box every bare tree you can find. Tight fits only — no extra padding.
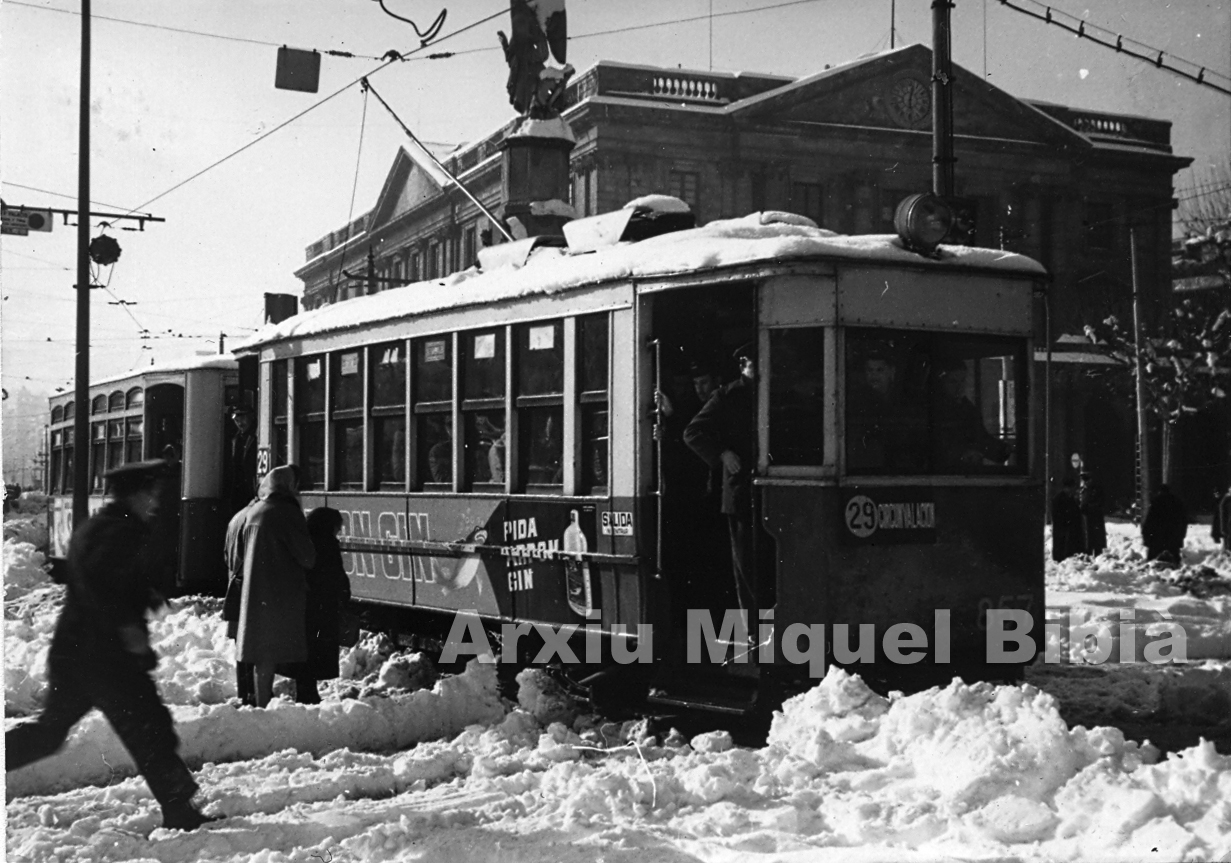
[1177,159,1231,238]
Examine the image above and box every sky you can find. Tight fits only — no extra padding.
[1,0,1228,401]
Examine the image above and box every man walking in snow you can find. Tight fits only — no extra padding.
[6,460,216,831]
[1142,483,1189,563]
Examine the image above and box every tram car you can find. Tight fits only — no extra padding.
[46,356,244,593]
[234,195,1047,714]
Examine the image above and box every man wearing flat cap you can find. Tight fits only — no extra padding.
[6,460,216,830]
[684,341,758,610]
[227,403,258,515]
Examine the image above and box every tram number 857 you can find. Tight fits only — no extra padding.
[976,594,1036,630]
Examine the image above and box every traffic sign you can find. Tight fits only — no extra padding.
[1,208,53,235]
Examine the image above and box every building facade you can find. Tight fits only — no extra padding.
[295,44,1191,507]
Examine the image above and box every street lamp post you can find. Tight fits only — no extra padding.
[72,0,91,526]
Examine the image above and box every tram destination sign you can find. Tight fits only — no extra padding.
[840,487,937,545]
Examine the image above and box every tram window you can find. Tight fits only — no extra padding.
[272,359,289,467]
[463,330,506,489]
[50,431,63,494]
[108,391,124,412]
[126,418,144,463]
[107,420,125,468]
[91,395,107,415]
[372,343,407,486]
[331,351,364,412]
[274,425,289,470]
[296,356,326,489]
[578,313,610,492]
[63,445,75,493]
[91,423,106,491]
[126,387,144,409]
[414,338,453,488]
[516,321,564,492]
[768,328,825,466]
[844,328,1027,475]
[333,420,364,487]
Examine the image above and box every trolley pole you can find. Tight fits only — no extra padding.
[72,0,92,526]
[1130,229,1152,518]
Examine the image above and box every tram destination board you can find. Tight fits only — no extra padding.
[840,487,937,545]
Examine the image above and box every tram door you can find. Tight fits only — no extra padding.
[650,283,759,632]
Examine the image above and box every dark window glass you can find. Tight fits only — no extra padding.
[578,314,608,393]
[417,414,453,485]
[332,351,364,412]
[274,424,288,468]
[125,417,144,463]
[517,321,564,396]
[299,421,325,490]
[297,356,326,415]
[372,342,406,407]
[769,328,825,465]
[50,447,62,494]
[63,447,74,493]
[126,387,144,409]
[52,405,65,424]
[334,419,364,486]
[463,330,505,399]
[520,406,563,487]
[109,391,124,411]
[91,395,107,415]
[465,410,505,486]
[582,406,609,491]
[272,360,289,419]
[415,338,452,402]
[374,416,406,485]
[463,227,477,269]
[64,402,75,421]
[107,420,125,468]
[844,328,1027,475]
[91,423,106,491]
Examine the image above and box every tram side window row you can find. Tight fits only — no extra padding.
[283,313,609,495]
[47,387,146,494]
[844,327,1028,475]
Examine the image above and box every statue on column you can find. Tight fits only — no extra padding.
[498,0,572,117]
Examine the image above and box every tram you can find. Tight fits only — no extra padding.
[46,356,245,593]
[234,196,1047,713]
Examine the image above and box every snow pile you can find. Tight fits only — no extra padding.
[4,512,48,547]
[3,537,50,603]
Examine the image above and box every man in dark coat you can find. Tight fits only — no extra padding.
[1051,476,1083,562]
[223,497,257,707]
[6,461,215,831]
[931,359,1008,471]
[284,507,352,704]
[1142,484,1189,563]
[237,464,316,707]
[226,405,258,516]
[684,342,757,610]
[1078,470,1108,555]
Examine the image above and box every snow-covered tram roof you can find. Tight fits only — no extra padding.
[47,355,239,408]
[237,213,1045,352]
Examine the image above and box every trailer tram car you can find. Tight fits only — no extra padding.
[47,356,244,594]
[236,198,1047,715]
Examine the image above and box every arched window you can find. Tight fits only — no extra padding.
[64,402,75,420]
[126,387,144,409]
[91,395,108,414]
[108,390,125,411]
[51,406,64,424]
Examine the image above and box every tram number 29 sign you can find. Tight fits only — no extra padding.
[256,446,271,479]
[841,489,937,545]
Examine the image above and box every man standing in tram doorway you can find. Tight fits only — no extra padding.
[227,404,258,515]
[6,461,217,830]
[684,342,758,611]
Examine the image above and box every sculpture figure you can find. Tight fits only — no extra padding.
[498,0,570,116]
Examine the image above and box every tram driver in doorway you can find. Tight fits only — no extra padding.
[684,342,758,611]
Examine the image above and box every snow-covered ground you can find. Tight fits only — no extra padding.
[5,511,1231,862]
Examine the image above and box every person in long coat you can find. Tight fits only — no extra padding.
[1051,476,1084,562]
[1142,484,1189,563]
[1077,470,1108,555]
[222,497,257,706]
[284,507,352,704]
[236,464,315,708]
[6,461,215,830]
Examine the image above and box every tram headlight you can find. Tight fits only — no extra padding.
[894,193,953,256]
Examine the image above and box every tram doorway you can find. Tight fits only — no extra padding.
[651,283,763,628]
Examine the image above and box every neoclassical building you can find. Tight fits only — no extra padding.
[295,44,1190,507]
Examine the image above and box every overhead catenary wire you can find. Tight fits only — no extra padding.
[996,0,1231,96]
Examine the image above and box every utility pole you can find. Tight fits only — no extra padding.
[73,0,91,526]
[1130,228,1152,518]
[931,0,955,198]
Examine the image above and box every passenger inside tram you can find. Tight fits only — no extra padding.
[929,358,1010,470]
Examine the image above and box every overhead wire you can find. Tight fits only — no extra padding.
[995,0,1231,96]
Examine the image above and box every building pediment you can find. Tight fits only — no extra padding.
[730,43,1084,151]
[368,145,450,232]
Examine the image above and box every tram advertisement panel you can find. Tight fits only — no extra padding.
[49,496,105,558]
[320,495,599,624]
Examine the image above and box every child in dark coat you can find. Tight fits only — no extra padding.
[287,507,352,704]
